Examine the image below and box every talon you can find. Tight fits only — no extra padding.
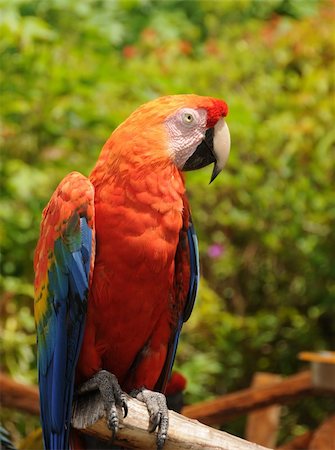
[122,397,128,418]
[132,388,169,449]
[149,412,161,433]
[108,408,119,433]
[157,415,168,449]
[77,370,127,437]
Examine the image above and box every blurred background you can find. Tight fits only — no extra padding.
[1,0,334,447]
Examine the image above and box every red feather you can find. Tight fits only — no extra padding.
[76,162,188,392]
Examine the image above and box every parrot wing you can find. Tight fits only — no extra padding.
[156,206,199,392]
[34,172,95,450]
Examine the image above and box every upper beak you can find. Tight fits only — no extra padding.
[182,118,231,183]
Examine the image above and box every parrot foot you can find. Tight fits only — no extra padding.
[76,370,128,437]
[131,388,169,450]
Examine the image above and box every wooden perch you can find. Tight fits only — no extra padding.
[72,392,272,450]
[0,372,270,448]
[1,370,333,449]
[182,371,314,425]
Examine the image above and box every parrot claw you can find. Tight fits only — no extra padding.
[132,388,169,450]
[76,370,128,436]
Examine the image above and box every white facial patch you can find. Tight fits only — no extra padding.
[165,108,208,168]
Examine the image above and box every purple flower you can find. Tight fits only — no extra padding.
[207,244,224,259]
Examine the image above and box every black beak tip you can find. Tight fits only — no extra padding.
[209,163,221,184]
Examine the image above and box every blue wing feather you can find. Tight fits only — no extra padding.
[183,221,200,322]
[156,216,200,392]
[38,217,92,450]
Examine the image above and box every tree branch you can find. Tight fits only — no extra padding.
[72,392,272,450]
[2,370,332,449]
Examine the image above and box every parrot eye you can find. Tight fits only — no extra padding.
[182,112,195,125]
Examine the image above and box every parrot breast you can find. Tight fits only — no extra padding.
[76,162,186,392]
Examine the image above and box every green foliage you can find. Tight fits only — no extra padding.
[1,0,334,445]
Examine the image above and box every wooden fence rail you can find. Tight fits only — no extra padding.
[0,372,40,416]
[0,370,316,424]
[182,370,313,425]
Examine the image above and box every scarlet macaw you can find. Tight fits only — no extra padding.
[34,94,230,450]
[0,426,17,450]
[165,371,187,412]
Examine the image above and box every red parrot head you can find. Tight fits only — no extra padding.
[98,94,230,183]
[168,97,230,183]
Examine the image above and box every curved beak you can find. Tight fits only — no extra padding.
[182,118,231,183]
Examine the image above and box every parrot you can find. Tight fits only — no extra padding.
[34,94,230,450]
[0,426,17,450]
[165,371,187,413]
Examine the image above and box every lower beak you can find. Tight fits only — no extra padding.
[182,118,230,183]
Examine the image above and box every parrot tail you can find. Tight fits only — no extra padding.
[0,425,17,450]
